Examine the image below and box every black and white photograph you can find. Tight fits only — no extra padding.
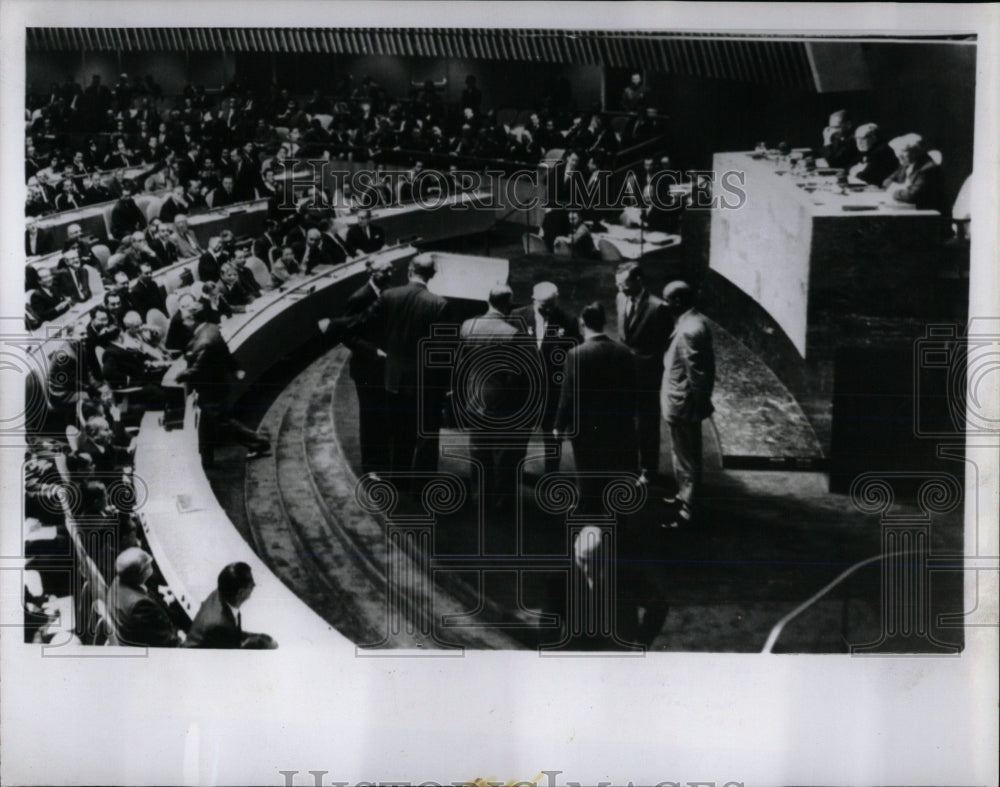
[1,2,997,785]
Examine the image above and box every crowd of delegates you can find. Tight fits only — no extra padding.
[24,70,670,219]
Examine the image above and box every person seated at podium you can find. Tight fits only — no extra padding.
[184,562,277,649]
[108,547,182,648]
[77,415,134,475]
[109,181,147,241]
[822,109,860,169]
[294,227,336,272]
[25,217,54,257]
[232,245,263,299]
[849,123,899,187]
[345,208,386,254]
[882,133,948,215]
[553,210,598,259]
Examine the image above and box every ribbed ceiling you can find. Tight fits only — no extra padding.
[26,28,818,87]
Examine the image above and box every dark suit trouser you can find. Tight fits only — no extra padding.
[539,402,561,475]
[469,432,529,553]
[386,390,442,492]
[198,399,266,465]
[636,385,662,475]
[354,380,390,476]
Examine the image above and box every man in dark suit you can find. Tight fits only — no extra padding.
[458,284,532,524]
[660,281,715,529]
[83,305,120,381]
[510,281,580,475]
[555,302,638,515]
[175,301,270,468]
[615,263,672,480]
[108,547,181,647]
[184,562,277,649]
[129,262,167,319]
[77,415,133,474]
[332,257,451,486]
[294,227,336,272]
[339,257,394,477]
[147,224,179,269]
[345,209,386,255]
[849,123,898,187]
[198,236,227,283]
[25,218,53,256]
[28,267,73,324]
[56,249,93,304]
[319,218,356,263]
[109,182,147,241]
[157,184,191,224]
[209,174,238,208]
[227,148,262,202]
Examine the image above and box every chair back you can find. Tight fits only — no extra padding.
[164,293,179,316]
[146,308,169,337]
[245,257,272,289]
[313,113,334,131]
[522,232,548,255]
[142,196,163,222]
[66,424,81,452]
[598,238,623,262]
[91,243,111,270]
[85,265,105,298]
[928,149,943,166]
[100,204,116,238]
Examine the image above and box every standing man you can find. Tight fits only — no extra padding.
[341,258,394,478]
[510,282,579,475]
[184,562,277,649]
[334,257,451,489]
[615,263,672,482]
[175,301,271,468]
[660,281,715,529]
[459,284,532,521]
[554,303,637,515]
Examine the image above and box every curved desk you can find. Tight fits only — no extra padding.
[133,246,418,647]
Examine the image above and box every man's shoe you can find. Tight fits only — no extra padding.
[246,445,272,460]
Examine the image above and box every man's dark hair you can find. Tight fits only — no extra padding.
[580,301,606,332]
[89,304,112,321]
[616,261,641,282]
[218,562,254,603]
[487,284,513,312]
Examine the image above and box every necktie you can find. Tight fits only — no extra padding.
[236,611,242,632]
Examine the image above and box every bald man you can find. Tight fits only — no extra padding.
[510,282,580,475]
[660,281,715,529]
[108,547,182,647]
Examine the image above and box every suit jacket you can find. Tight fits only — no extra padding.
[293,241,335,272]
[459,308,531,427]
[509,304,580,414]
[853,141,898,187]
[108,577,180,647]
[229,159,262,202]
[345,223,386,255]
[323,232,355,263]
[616,289,672,387]
[343,280,385,387]
[76,433,130,474]
[25,228,54,256]
[177,322,240,404]
[170,228,203,258]
[84,322,120,379]
[110,198,147,239]
[28,286,69,323]
[146,237,178,269]
[157,196,189,224]
[183,589,242,648]
[661,308,715,422]
[129,278,167,319]
[57,267,93,304]
[357,281,450,396]
[882,156,949,215]
[198,251,225,283]
[209,186,237,208]
[555,334,637,459]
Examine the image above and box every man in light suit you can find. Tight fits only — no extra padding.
[175,301,270,468]
[615,262,672,480]
[56,249,93,304]
[168,214,203,258]
[660,281,714,528]
[510,282,580,475]
[184,562,276,649]
[340,258,394,477]
[459,284,532,523]
[108,547,181,647]
[554,302,637,515]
